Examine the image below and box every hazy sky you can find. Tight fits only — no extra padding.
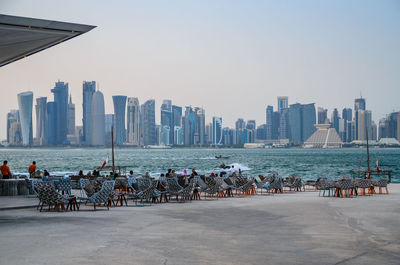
[1,0,399,140]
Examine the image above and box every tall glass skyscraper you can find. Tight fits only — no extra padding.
[266,105,273,140]
[46,102,56,146]
[91,91,105,146]
[82,81,96,145]
[278,96,288,112]
[51,81,68,145]
[17,91,33,146]
[35,97,47,145]
[212,117,223,145]
[127,97,140,146]
[161,100,173,144]
[288,103,316,144]
[172,105,182,144]
[112,95,127,145]
[67,94,75,136]
[141,99,156,146]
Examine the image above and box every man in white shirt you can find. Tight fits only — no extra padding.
[230,165,236,176]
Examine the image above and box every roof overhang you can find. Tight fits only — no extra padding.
[0,14,96,67]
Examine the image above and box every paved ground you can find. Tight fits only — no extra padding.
[0,185,399,265]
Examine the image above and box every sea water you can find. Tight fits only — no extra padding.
[1,148,399,183]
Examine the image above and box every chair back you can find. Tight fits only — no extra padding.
[166,177,183,192]
[57,179,72,195]
[91,180,115,203]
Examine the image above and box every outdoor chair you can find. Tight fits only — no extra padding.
[78,180,115,210]
[376,178,389,194]
[269,175,283,193]
[336,178,355,198]
[354,178,373,196]
[56,179,72,195]
[254,176,270,195]
[128,180,159,206]
[35,181,69,212]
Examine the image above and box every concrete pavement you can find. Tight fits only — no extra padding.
[0,185,399,265]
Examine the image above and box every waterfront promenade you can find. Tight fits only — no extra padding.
[0,185,399,264]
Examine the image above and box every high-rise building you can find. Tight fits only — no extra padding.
[205,123,212,145]
[342,108,352,122]
[183,107,195,145]
[346,120,355,143]
[288,103,316,144]
[35,97,47,145]
[46,102,56,146]
[174,126,184,145]
[317,107,328,124]
[246,120,256,143]
[67,94,75,136]
[7,110,21,145]
[161,100,173,144]
[105,114,114,145]
[160,125,170,145]
[378,112,399,141]
[331,108,340,133]
[51,81,68,145]
[266,106,273,140]
[17,91,33,146]
[82,81,96,145]
[91,91,105,146]
[141,99,156,146]
[127,97,140,146]
[256,124,267,141]
[278,96,288,112]
[279,108,289,140]
[212,117,223,145]
[194,107,206,145]
[354,97,366,111]
[235,118,246,144]
[112,95,127,145]
[357,110,372,140]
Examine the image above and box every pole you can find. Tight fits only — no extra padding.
[111,125,115,174]
[366,127,370,172]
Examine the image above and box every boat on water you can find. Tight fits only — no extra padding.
[215,155,230,159]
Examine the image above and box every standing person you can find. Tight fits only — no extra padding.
[29,161,36,177]
[230,165,236,176]
[0,161,11,179]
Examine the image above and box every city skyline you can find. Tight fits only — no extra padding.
[5,80,400,147]
[1,1,399,140]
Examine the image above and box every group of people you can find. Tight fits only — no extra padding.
[0,160,51,179]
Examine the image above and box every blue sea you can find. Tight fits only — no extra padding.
[1,148,399,183]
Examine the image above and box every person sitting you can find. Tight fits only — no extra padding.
[190,168,198,177]
[28,161,37,177]
[0,160,12,179]
[43,169,50,177]
[78,170,84,177]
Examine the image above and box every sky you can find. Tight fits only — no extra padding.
[1,0,399,140]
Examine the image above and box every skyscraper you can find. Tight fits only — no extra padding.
[278,96,288,112]
[105,114,114,145]
[246,120,256,143]
[160,125,170,145]
[354,97,366,111]
[141,99,156,146]
[194,107,206,145]
[161,100,173,144]
[51,81,68,144]
[279,108,289,139]
[172,105,182,144]
[127,97,140,146]
[112,95,127,145]
[17,91,33,146]
[35,97,47,145]
[288,103,316,144]
[174,126,184,145]
[357,110,372,140]
[67,94,75,136]
[342,108,352,122]
[317,107,328,124]
[7,110,21,145]
[354,97,366,140]
[331,108,339,133]
[266,106,273,140]
[91,91,105,146]
[82,81,96,145]
[212,117,223,145]
[46,102,56,146]
[183,107,195,145]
